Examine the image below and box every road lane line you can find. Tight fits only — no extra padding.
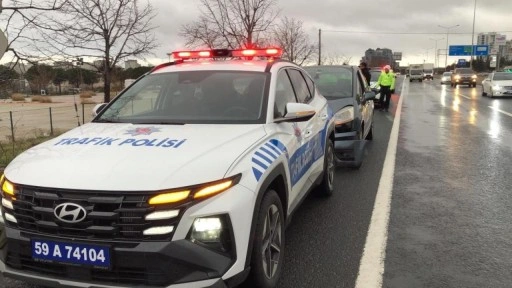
[489,106,512,117]
[457,93,471,100]
[354,77,406,288]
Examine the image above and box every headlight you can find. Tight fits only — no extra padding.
[147,174,241,205]
[493,85,502,90]
[1,175,15,197]
[455,75,461,80]
[334,106,354,126]
[471,75,477,79]
[188,215,233,254]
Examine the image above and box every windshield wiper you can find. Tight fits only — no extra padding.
[93,119,122,123]
[135,121,186,125]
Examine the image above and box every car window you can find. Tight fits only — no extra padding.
[302,66,353,98]
[443,72,452,76]
[287,69,312,103]
[274,70,297,118]
[356,71,365,97]
[493,73,512,81]
[302,71,316,99]
[96,71,267,124]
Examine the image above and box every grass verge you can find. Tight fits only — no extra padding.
[0,135,58,168]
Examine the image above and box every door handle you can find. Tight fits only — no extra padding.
[320,114,328,121]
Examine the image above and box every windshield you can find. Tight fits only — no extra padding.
[493,73,512,81]
[411,70,422,75]
[95,71,267,124]
[370,70,381,82]
[443,72,452,76]
[456,69,474,74]
[303,67,353,98]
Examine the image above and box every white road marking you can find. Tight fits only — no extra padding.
[488,106,512,117]
[354,78,406,288]
[457,93,471,100]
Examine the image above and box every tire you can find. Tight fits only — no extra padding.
[366,121,373,141]
[482,90,487,97]
[473,84,477,88]
[409,79,412,82]
[419,79,423,82]
[316,139,335,197]
[248,190,285,288]
[451,83,454,87]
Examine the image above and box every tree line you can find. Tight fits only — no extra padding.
[0,64,152,95]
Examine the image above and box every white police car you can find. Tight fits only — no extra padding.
[0,48,335,288]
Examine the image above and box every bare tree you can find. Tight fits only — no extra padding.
[0,1,68,69]
[272,17,315,66]
[322,52,352,65]
[180,0,279,49]
[39,0,158,102]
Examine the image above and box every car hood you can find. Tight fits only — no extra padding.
[5,123,266,191]
[327,97,355,113]
[494,80,512,86]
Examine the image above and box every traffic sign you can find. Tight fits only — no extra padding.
[457,59,467,67]
[449,45,489,56]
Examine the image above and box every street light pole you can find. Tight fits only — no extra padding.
[438,24,460,69]
[430,37,444,68]
[470,0,477,69]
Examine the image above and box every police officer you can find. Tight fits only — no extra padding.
[376,65,395,112]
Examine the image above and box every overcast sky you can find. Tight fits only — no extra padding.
[147,0,512,67]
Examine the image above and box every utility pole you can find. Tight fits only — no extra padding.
[430,38,444,68]
[318,29,322,65]
[470,0,477,69]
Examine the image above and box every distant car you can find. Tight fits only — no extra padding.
[368,70,383,106]
[409,69,423,82]
[304,65,376,168]
[441,72,452,85]
[481,72,512,97]
[451,68,477,87]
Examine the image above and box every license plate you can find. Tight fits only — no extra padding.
[31,239,111,268]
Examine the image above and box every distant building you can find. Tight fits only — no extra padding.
[477,32,507,60]
[124,60,141,69]
[362,48,397,69]
[504,40,512,61]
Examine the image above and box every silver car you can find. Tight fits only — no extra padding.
[482,72,512,97]
[441,72,452,85]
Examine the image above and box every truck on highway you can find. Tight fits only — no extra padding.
[409,64,423,82]
[422,63,434,80]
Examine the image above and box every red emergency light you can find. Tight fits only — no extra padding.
[232,48,282,58]
[171,48,283,60]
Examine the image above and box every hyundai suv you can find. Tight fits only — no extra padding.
[0,48,336,288]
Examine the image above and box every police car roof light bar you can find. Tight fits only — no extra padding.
[171,48,283,60]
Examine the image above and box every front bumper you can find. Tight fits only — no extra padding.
[0,226,233,288]
[334,131,366,166]
[453,78,477,84]
[491,90,512,97]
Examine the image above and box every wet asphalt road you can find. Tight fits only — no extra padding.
[383,79,512,288]
[4,77,512,288]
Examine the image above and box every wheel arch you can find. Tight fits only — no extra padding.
[244,163,289,269]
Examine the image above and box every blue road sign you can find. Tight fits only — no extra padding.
[457,59,467,67]
[449,45,488,56]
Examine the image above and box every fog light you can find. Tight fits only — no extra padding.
[143,226,174,236]
[188,215,233,254]
[2,198,13,210]
[145,210,179,220]
[192,217,222,240]
[4,212,17,224]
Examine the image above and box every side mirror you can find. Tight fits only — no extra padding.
[275,103,316,123]
[92,103,108,117]
[364,91,376,101]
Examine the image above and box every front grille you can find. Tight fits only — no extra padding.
[5,253,168,286]
[8,186,184,241]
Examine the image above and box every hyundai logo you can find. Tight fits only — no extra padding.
[54,203,87,223]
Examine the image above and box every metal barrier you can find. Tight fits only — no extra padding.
[0,104,97,142]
